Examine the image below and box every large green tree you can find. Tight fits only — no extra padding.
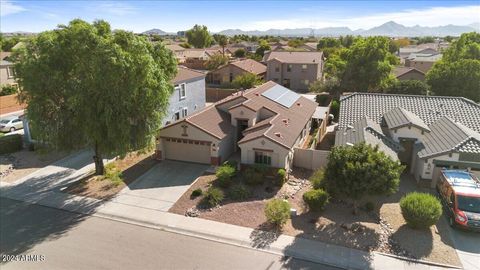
[323,143,404,213]
[232,73,263,89]
[14,19,177,175]
[205,54,228,70]
[255,40,271,57]
[327,37,398,92]
[426,32,480,102]
[383,80,430,96]
[186,24,213,48]
[213,34,228,55]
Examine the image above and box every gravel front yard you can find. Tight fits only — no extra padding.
[63,151,156,200]
[0,149,67,183]
[169,169,461,266]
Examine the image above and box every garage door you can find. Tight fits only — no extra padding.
[163,138,211,164]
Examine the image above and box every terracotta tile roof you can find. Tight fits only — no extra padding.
[263,51,323,64]
[172,66,206,84]
[0,52,12,61]
[165,44,185,51]
[230,59,266,75]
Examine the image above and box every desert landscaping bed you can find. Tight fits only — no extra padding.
[63,151,156,200]
[169,169,461,266]
[0,149,67,183]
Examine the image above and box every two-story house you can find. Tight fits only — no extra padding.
[164,66,206,126]
[206,59,266,86]
[263,51,324,92]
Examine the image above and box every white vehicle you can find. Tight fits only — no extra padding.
[0,117,24,133]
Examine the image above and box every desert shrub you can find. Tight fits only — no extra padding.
[228,184,251,201]
[203,187,224,207]
[309,169,325,190]
[222,160,237,170]
[216,164,236,188]
[191,188,203,199]
[303,189,329,211]
[244,168,262,185]
[276,169,287,186]
[365,201,375,212]
[265,199,291,227]
[0,134,22,154]
[0,85,17,96]
[104,163,123,186]
[400,192,442,229]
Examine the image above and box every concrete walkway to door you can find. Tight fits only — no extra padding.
[108,160,209,212]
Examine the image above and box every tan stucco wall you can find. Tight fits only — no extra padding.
[239,136,291,169]
[229,105,257,127]
[415,153,460,180]
[0,65,16,85]
[266,59,322,92]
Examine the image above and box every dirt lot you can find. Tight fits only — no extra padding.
[64,151,156,200]
[169,169,461,266]
[0,149,67,183]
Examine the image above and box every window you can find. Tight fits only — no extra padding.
[179,83,186,99]
[302,79,310,85]
[174,112,180,120]
[254,151,271,165]
[182,107,188,118]
[301,64,307,70]
[229,73,233,82]
[287,64,292,72]
[275,66,280,72]
[7,67,15,78]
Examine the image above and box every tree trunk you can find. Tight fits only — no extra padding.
[222,46,225,56]
[93,142,104,175]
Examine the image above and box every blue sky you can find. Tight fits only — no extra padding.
[1,1,479,33]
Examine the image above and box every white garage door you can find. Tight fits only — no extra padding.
[163,138,211,164]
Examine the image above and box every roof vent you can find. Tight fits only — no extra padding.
[255,93,260,96]
[297,102,301,106]
[274,132,283,138]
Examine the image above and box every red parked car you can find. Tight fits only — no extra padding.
[436,169,480,231]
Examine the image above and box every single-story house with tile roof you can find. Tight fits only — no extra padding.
[336,92,480,186]
[156,81,317,169]
[392,66,425,81]
[163,66,206,126]
[206,59,266,86]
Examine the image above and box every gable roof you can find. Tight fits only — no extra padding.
[418,117,480,158]
[383,107,430,132]
[335,116,402,161]
[165,44,185,51]
[172,66,206,84]
[229,59,266,75]
[262,51,323,64]
[338,93,480,133]
[392,66,425,78]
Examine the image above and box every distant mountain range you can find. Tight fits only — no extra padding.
[218,21,480,37]
[141,28,175,35]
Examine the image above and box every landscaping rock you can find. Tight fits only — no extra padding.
[185,207,200,217]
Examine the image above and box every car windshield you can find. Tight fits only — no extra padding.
[457,195,480,213]
[0,119,10,124]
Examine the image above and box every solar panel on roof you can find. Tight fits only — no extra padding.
[261,85,300,108]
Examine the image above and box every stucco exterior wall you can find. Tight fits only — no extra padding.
[397,71,425,81]
[164,77,206,125]
[415,153,460,180]
[208,65,250,85]
[388,126,426,142]
[265,60,322,92]
[229,105,257,127]
[0,65,16,85]
[239,137,291,169]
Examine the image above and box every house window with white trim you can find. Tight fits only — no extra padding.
[7,66,15,79]
[182,107,188,118]
[177,83,186,100]
[301,64,307,70]
[287,64,292,72]
[174,112,180,120]
[254,151,271,165]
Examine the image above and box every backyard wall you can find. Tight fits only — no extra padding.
[0,94,25,115]
[206,87,238,102]
[293,147,329,170]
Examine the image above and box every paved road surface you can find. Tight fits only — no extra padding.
[447,225,480,270]
[0,197,340,270]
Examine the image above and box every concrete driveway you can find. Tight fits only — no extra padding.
[447,226,480,270]
[110,160,208,212]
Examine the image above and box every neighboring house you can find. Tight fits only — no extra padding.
[156,81,317,169]
[393,66,425,81]
[163,66,206,126]
[0,52,12,61]
[0,60,16,86]
[165,44,186,63]
[230,41,259,53]
[398,46,439,62]
[206,59,266,86]
[404,52,442,73]
[335,92,480,187]
[181,48,222,70]
[263,51,324,92]
[299,42,318,52]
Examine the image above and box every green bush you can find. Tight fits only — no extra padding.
[303,189,329,211]
[216,165,236,188]
[265,199,291,227]
[365,201,375,212]
[191,188,203,199]
[400,192,442,229]
[0,85,17,96]
[203,187,224,207]
[0,134,22,154]
[309,169,325,190]
[228,184,251,201]
[222,160,237,169]
[276,169,287,186]
[104,163,123,186]
[315,94,330,106]
[330,100,339,120]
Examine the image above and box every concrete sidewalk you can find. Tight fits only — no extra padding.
[0,152,461,270]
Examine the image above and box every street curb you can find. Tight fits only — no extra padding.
[374,252,462,269]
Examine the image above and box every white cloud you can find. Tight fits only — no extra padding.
[241,5,480,30]
[93,2,138,16]
[1,0,26,17]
